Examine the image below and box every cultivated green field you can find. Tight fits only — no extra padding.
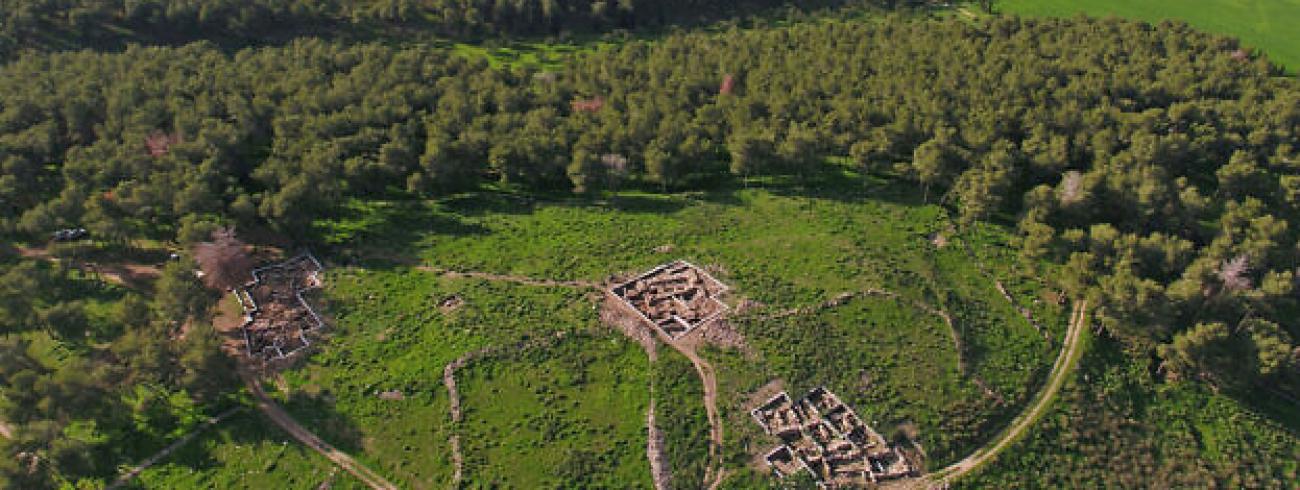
[996,0,1300,72]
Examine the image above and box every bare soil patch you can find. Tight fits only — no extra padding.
[600,295,659,360]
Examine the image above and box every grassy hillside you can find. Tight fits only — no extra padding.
[458,334,651,488]
[997,0,1300,72]
[300,167,1059,485]
[131,412,365,489]
[956,340,1300,488]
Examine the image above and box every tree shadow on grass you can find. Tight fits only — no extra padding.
[438,191,543,217]
[307,199,487,268]
[114,406,361,490]
[746,161,930,209]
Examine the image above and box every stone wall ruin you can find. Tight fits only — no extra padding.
[235,253,325,360]
[751,387,917,488]
[610,260,729,339]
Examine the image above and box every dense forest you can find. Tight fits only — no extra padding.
[0,0,873,59]
[0,9,1298,488]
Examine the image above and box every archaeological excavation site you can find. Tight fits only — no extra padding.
[611,260,923,488]
[752,387,918,488]
[234,253,326,360]
[610,260,730,339]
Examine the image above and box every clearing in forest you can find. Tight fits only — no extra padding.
[997,0,1300,72]
[292,182,1059,488]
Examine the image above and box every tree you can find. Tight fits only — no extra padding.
[850,131,896,176]
[726,129,773,179]
[953,141,1017,225]
[178,323,235,401]
[1215,151,1271,200]
[154,259,212,325]
[1159,321,1235,385]
[0,263,41,333]
[567,142,601,194]
[1241,318,1296,377]
[600,153,630,192]
[39,301,88,342]
[912,137,953,203]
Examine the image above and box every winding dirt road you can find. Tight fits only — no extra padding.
[928,299,1090,484]
[16,245,161,289]
[242,373,398,490]
[680,344,726,489]
[652,327,727,490]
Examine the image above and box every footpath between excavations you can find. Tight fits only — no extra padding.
[423,262,728,490]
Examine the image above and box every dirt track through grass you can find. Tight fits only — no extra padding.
[107,408,244,489]
[930,299,1090,484]
[242,372,398,490]
[427,266,724,488]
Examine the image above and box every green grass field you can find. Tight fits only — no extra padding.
[996,0,1300,73]
[956,339,1300,487]
[458,333,651,487]
[651,351,711,489]
[130,411,364,489]
[279,273,602,488]
[294,166,1060,485]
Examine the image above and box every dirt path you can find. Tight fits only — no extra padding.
[16,245,161,289]
[660,331,726,490]
[417,265,600,289]
[686,347,725,489]
[242,373,398,490]
[107,407,244,489]
[421,266,724,487]
[442,351,483,488]
[646,388,671,490]
[928,299,1090,484]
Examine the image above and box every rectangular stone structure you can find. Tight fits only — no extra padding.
[610,260,729,339]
